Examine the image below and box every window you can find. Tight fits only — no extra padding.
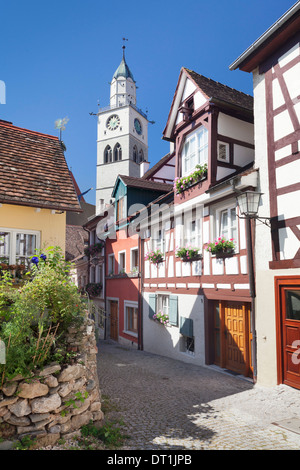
[0,229,40,268]
[179,317,194,355]
[116,197,125,221]
[138,149,144,163]
[218,207,237,242]
[104,145,112,164]
[131,248,139,272]
[182,126,208,176]
[108,254,115,275]
[157,294,169,317]
[133,145,138,162]
[118,251,126,273]
[218,141,230,163]
[152,227,165,253]
[148,293,178,326]
[114,143,122,161]
[124,301,138,335]
[185,217,201,247]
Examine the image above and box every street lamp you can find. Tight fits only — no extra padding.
[235,190,266,385]
[236,191,262,218]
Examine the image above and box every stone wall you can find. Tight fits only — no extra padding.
[0,315,103,449]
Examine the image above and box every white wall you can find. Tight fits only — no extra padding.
[143,291,205,366]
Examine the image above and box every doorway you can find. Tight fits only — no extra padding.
[276,277,300,390]
[213,300,252,377]
[109,300,119,341]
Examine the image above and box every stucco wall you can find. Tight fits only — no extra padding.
[0,203,66,253]
[143,291,205,366]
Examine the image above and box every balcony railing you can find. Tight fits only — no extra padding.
[97,102,148,120]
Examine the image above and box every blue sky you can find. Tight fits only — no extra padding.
[0,0,296,205]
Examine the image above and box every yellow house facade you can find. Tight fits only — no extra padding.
[0,119,81,266]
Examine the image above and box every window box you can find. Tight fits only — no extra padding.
[204,237,236,256]
[85,282,102,297]
[175,246,202,262]
[145,250,164,265]
[174,163,208,194]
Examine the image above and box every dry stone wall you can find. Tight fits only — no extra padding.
[0,315,103,449]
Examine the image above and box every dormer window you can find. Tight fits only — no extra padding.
[182,125,208,176]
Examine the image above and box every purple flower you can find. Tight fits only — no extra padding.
[40,254,47,261]
[31,256,39,265]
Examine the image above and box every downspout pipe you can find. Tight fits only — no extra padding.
[245,217,257,383]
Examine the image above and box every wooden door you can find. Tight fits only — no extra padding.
[109,300,118,341]
[223,301,250,376]
[281,286,300,389]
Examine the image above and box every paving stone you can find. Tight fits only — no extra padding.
[97,339,300,450]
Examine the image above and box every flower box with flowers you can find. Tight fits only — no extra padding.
[145,250,164,265]
[84,242,104,257]
[153,311,170,326]
[204,237,236,257]
[175,246,202,262]
[174,163,208,194]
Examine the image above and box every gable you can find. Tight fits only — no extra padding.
[163,70,209,141]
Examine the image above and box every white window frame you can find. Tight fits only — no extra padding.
[217,141,230,163]
[184,214,201,248]
[124,300,138,337]
[118,250,126,274]
[130,246,139,272]
[152,226,165,254]
[215,203,239,251]
[156,294,169,316]
[181,125,208,176]
[108,253,115,275]
[0,227,40,266]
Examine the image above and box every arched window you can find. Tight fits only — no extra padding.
[133,145,138,163]
[114,143,122,161]
[138,149,144,163]
[104,145,112,164]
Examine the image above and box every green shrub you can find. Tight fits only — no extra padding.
[0,246,86,383]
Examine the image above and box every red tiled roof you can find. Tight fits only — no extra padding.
[0,120,81,212]
[118,174,173,192]
[184,68,253,111]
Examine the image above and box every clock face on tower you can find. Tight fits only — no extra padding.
[134,118,142,135]
[106,114,120,131]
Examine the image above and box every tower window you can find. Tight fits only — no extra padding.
[133,145,138,163]
[114,143,122,161]
[138,149,144,163]
[104,145,112,164]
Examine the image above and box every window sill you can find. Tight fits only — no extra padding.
[123,330,138,338]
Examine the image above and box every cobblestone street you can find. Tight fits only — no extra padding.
[97,340,300,451]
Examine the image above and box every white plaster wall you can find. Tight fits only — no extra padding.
[143,291,206,366]
[217,112,254,144]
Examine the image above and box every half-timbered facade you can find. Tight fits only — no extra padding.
[230,2,300,388]
[142,68,257,378]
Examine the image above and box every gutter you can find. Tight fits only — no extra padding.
[229,1,300,70]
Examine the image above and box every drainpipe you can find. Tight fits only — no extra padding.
[245,217,257,383]
[138,235,144,351]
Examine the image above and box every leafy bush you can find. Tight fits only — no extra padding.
[0,246,86,382]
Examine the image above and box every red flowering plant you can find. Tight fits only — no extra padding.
[204,237,236,255]
[144,250,164,265]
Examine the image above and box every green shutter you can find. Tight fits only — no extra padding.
[179,317,193,338]
[169,295,178,326]
[148,294,156,319]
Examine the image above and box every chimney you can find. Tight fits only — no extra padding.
[140,161,150,177]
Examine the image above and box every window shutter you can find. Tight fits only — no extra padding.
[179,317,193,338]
[169,295,178,326]
[148,294,156,319]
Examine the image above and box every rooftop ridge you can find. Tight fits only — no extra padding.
[0,120,59,140]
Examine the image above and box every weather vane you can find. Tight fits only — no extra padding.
[54,116,69,141]
[122,37,128,57]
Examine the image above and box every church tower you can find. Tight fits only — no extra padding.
[96,46,149,213]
